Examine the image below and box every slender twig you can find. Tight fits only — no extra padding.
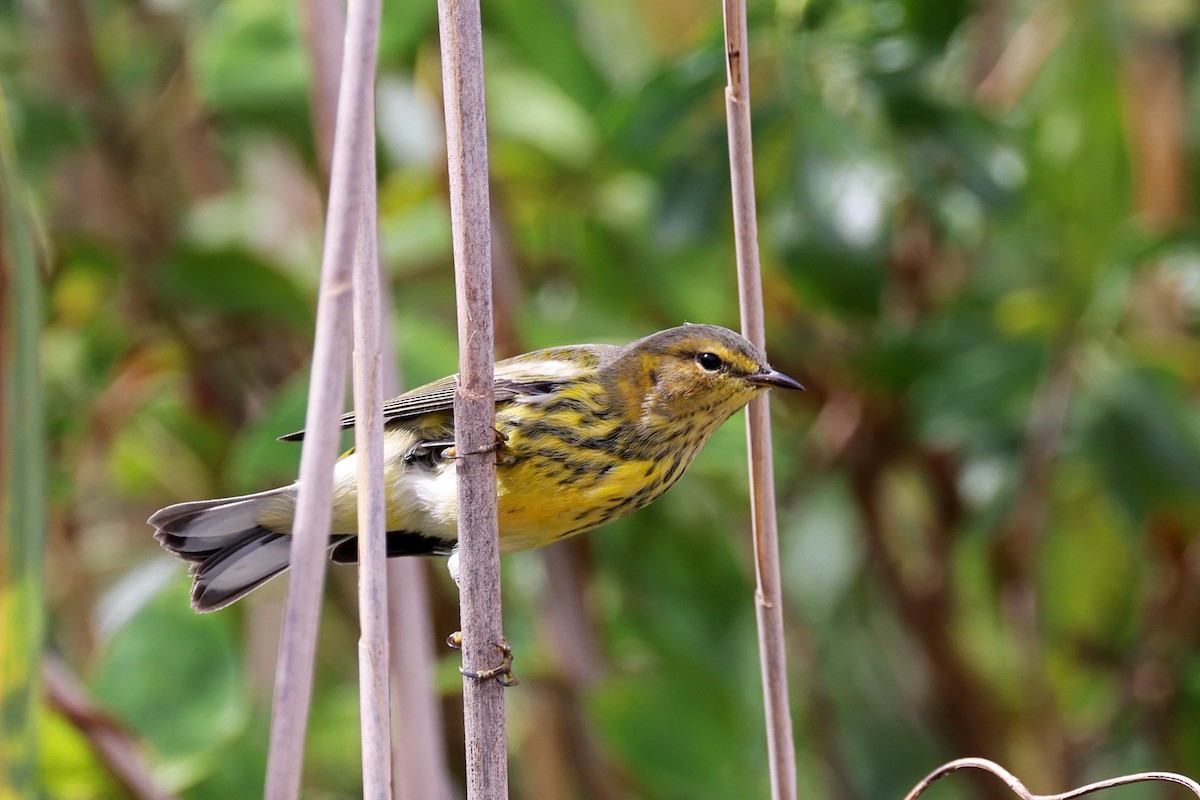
[263,0,382,794]
[351,90,392,798]
[904,757,1200,800]
[42,657,174,800]
[720,3,798,799]
[436,0,507,797]
[296,2,453,796]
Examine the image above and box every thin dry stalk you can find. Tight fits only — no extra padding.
[436,0,508,797]
[263,0,382,795]
[904,757,1200,800]
[351,96,393,796]
[720,2,798,799]
[297,1,453,795]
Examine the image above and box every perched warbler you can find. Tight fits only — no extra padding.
[150,324,803,612]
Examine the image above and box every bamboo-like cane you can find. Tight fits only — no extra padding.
[720,2,799,799]
[351,97,393,797]
[262,0,382,795]
[297,1,454,795]
[435,0,509,797]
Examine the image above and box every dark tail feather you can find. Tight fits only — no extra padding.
[151,486,453,611]
[149,487,324,612]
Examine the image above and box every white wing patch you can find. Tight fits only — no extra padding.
[496,359,586,382]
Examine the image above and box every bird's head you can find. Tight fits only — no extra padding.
[607,324,803,435]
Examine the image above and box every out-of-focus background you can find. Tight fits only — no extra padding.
[4,0,1200,797]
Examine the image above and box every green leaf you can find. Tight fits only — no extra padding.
[157,245,313,328]
[1079,370,1200,521]
[89,585,248,790]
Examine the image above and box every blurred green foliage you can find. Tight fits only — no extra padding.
[2,77,47,800]
[4,0,1200,797]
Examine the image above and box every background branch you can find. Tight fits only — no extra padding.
[43,657,173,800]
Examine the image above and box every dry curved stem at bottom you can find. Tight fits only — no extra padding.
[447,631,519,687]
[904,757,1200,800]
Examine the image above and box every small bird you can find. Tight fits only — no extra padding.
[150,324,803,612]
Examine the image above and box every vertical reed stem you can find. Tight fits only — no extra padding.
[263,0,382,794]
[298,1,454,795]
[351,94,392,797]
[436,0,508,796]
[721,2,799,798]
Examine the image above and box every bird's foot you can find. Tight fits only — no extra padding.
[445,428,514,465]
[447,632,519,687]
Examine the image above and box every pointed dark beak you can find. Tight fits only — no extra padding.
[746,368,805,391]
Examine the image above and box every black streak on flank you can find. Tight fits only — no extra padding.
[330,530,454,563]
[499,378,560,397]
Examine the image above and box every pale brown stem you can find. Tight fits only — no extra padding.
[297,0,454,794]
[1120,36,1188,229]
[263,0,382,794]
[436,0,507,797]
[905,757,1200,800]
[975,3,1070,112]
[351,92,393,797]
[721,2,798,799]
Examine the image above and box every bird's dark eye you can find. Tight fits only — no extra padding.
[696,352,723,372]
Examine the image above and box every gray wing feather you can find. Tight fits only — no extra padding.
[278,375,529,442]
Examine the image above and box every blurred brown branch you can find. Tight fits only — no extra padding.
[43,656,175,800]
[975,3,1070,112]
[1121,35,1189,229]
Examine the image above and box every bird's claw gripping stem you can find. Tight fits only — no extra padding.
[445,427,513,464]
[447,632,519,687]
